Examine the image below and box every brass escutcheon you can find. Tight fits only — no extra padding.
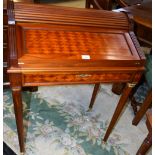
[76,74,91,78]
[127,83,136,88]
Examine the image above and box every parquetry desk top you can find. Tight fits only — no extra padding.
[8,3,145,73]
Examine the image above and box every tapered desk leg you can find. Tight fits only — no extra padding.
[132,89,152,126]
[12,87,25,153]
[103,83,135,142]
[88,83,100,110]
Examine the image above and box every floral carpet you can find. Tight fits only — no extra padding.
[3,84,150,155]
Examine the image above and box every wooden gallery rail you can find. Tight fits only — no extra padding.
[7,1,145,153]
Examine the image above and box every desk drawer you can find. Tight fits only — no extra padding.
[22,72,132,86]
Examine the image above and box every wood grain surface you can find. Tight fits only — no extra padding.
[7,1,146,153]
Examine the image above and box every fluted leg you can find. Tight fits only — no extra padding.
[136,132,152,155]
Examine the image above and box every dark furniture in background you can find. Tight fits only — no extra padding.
[131,53,152,119]
[119,1,152,46]
[132,89,152,125]
[136,110,152,155]
[116,0,143,7]
[85,0,144,11]
[85,0,113,10]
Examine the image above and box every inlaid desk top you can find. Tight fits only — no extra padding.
[7,1,145,153]
[8,2,145,85]
[16,24,141,69]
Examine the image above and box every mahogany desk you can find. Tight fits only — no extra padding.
[7,1,145,153]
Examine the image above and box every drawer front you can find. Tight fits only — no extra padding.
[22,72,133,86]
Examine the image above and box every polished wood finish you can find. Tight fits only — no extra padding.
[103,83,133,141]
[9,74,24,153]
[132,89,152,125]
[3,0,38,91]
[12,88,24,152]
[3,0,35,88]
[7,1,145,152]
[136,110,152,155]
[89,83,100,109]
[22,72,134,86]
[86,0,112,10]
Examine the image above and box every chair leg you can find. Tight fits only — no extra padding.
[130,97,138,115]
[132,89,152,125]
[136,132,152,155]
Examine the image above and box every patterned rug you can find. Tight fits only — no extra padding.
[3,84,150,155]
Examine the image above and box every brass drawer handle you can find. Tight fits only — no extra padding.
[76,74,92,78]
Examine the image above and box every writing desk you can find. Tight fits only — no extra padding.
[7,1,145,153]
